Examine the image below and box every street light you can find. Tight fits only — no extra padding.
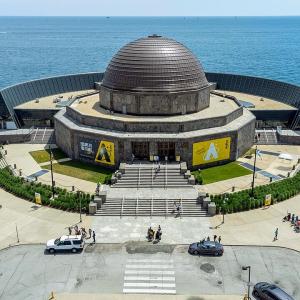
[242,265,251,300]
[77,190,82,223]
[49,144,55,199]
[251,145,258,197]
[222,196,228,224]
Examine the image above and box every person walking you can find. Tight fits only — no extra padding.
[218,236,221,244]
[89,228,92,239]
[274,228,278,241]
[213,234,217,242]
[207,236,210,241]
[92,230,96,243]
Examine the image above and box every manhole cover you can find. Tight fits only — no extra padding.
[200,263,215,273]
[218,280,223,285]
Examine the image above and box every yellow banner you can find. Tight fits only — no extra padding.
[265,194,272,206]
[35,192,42,205]
[95,140,115,165]
[192,137,231,166]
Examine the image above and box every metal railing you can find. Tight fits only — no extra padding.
[135,196,139,218]
[165,198,168,218]
[165,161,167,189]
[137,163,141,189]
[151,196,153,218]
[120,195,124,218]
[151,162,154,188]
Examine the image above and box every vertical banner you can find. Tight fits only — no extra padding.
[95,140,115,165]
[264,194,272,206]
[35,192,42,205]
[192,137,231,166]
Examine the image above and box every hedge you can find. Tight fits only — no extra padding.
[0,167,93,212]
[211,172,300,214]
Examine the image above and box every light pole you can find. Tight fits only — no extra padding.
[49,144,55,199]
[77,190,82,223]
[222,197,228,224]
[251,145,258,197]
[242,265,251,299]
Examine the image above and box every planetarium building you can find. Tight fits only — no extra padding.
[1,35,300,170]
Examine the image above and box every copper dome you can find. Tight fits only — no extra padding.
[102,35,209,93]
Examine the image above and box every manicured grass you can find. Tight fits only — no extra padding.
[192,162,252,185]
[30,148,68,163]
[43,160,113,183]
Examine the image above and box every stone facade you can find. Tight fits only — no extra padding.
[100,85,211,116]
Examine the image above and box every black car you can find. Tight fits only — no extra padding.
[253,282,294,300]
[188,241,224,256]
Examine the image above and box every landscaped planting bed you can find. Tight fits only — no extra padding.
[211,172,300,214]
[0,167,93,212]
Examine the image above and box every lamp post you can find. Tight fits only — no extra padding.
[77,190,82,223]
[49,144,55,199]
[251,145,258,197]
[242,265,251,299]
[222,197,228,224]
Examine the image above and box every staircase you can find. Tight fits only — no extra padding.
[112,162,191,188]
[95,197,208,217]
[256,129,278,145]
[30,128,56,144]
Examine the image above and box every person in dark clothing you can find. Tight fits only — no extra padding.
[218,236,221,244]
[92,231,96,243]
[213,235,217,242]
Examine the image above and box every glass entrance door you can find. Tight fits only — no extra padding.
[132,142,149,159]
[157,142,175,160]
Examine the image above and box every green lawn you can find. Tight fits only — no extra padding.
[192,162,252,185]
[43,160,113,183]
[30,148,68,163]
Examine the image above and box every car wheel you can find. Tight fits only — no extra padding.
[49,248,55,254]
[71,248,77,253]
[193,250,199,255]
[214,252,219,256]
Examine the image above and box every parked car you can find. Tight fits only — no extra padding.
[46,235,84,254]
[188,241,224,256]
[252,282,294,300]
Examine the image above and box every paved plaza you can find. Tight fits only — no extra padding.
[0,244,299,300]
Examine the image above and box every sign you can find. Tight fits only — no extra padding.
[35,192,42,205]
[192,137,231,166]
[265,194,272,206]
[176,155,181,162]
[95,140,115,165]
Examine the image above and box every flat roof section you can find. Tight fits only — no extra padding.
[14,90,96,110]
[217,90,296,110]
[71,93,240,123]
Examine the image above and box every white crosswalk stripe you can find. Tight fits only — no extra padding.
[123,257,176,294]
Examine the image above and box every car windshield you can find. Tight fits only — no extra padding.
[54,238,60,245]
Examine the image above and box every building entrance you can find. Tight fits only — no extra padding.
[157,142,175,161]
[132,142,149,159]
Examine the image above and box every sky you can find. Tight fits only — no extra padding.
[0,0,300,16]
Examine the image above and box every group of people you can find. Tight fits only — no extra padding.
[68,225,96,243]
[200,235,222,244]
[283,212,300,231]
[147,225,162,242]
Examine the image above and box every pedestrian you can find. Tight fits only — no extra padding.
[176,203,181,217]
[207,236,210,241]
[291,214,295,224]
[158,163,160,171]
[213,234,217,242]
[68,227,72,235]
[92,230,96,243]
[274,228,278,240]
[131,153,135,164]
[172,201,177,214]
[218,236,221,244]
[89,228,92,238]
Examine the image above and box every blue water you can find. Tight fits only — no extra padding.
[0,16,300,89]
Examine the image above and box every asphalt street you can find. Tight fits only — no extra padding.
[0,243,299,300]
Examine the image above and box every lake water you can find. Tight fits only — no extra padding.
[0,16,299,89]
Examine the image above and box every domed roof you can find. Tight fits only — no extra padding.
[102,35,209,93]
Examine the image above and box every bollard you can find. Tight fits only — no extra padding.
[232,186,235,192]
[270,177,273,182]
[19,169,22,176]
[288,172,290,178]
[72,186,75,191]
[14,163,16,169]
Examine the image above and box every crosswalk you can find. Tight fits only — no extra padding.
[123,258,176,294]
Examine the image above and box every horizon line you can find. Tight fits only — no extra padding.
[0,15,300,17]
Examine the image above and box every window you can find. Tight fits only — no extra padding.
[80,142,93,155]
[63,241,72,245]
[73,240,81,245]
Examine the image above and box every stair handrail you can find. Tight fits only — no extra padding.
[165,160,167,189]
[138,163,141,189]
[135,196,139,218]
[120,195,124,218]
[180,197,183,219]
[165,198,168,218]
[151,162,154,188]
[151,196,153,218]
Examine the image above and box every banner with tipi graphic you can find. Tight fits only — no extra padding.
[95,140,115,165]
[192,137,231,166]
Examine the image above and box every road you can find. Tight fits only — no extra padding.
[0,243,299,300]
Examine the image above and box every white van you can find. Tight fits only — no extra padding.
[46,235,84,253]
